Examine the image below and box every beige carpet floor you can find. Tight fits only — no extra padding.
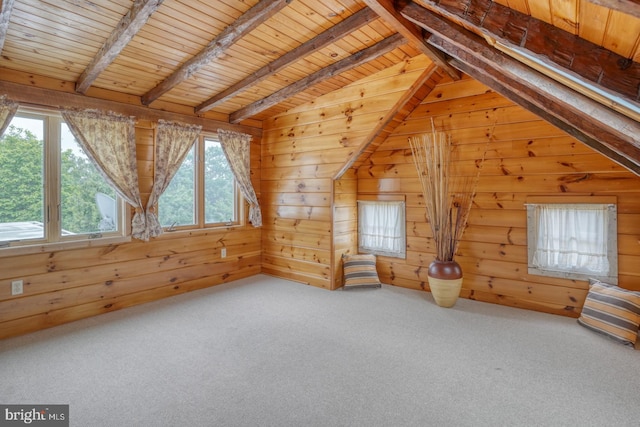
[1,274,639,426]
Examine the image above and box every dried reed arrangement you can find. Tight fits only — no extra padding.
[409,121,485,262]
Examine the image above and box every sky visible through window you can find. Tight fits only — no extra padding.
[8,115,82,155]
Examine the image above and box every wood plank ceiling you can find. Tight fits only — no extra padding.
[0,0,638,170]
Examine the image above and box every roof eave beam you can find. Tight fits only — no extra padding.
[363,0,460,81]
[398,0,640,175]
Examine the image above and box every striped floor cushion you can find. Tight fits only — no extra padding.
[342,253,381,289]
[578,279,640,347]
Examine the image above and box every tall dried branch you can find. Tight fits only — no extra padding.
[409,120,487,261]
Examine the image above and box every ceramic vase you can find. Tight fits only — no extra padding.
[427,259,463,308]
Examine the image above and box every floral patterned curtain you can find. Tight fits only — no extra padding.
[61,108,148,240]
[0,96,19,136]
[146,120,202,237]
[217,129,262,227]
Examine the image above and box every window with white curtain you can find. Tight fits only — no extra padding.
[526,202,617,284]
[358,200,405,258]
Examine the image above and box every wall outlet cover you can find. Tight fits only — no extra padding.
[11,280,23,295]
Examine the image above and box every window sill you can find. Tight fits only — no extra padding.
[0,235,132,258]
[358,248,406,259]
[527,266,618,286]
[156,224,244,240]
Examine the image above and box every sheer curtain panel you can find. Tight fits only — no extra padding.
[61,109,147,239]
[217,129,262,227]
[146,120,202,237]
[358,200,405,257]
[0,96,18,135]
[532,204,610,275]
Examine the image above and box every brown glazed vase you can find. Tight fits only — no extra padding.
[427,260,463,308]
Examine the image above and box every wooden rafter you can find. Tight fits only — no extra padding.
[0,0,15,54]
[0,79,260,137]
[229,33,406,124]
[589,0,640,19]
[362,0,460,80]
[75,0,165,94]
[397,0,640,175]
[416,0,640,104]
[141,0,290,106]
[196,7,379,114]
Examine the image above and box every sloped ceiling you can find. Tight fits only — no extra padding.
[0,0,638,172]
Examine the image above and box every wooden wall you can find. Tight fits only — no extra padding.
[3,55,640,340]
[332,171,358,289]
[261,55,435,289]
[0,118,262,340]
[358,75,640,316]
[261,54,640,314]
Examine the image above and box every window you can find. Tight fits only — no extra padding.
[0,108,125,247]
[358,200,406,258]
[526,199,617,284]
[159,144,196,228]
[158,135,240,230]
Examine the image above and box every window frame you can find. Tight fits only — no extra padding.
[526,196,618,284]
[0,107,129,254]
[357,195,406,259]
[158,133,243,233]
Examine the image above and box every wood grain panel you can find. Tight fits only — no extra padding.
[263,246,332,265]
[333,171,358,288]
[261,253,334,279]
[261,57,436,289]
[0,117,263,339]
[262,130,372,156]
[261,164,341,180]
[0,261,260,339]
[359,76,640,316]
[262,230,332,249]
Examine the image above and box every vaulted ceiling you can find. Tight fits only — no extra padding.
[0,0,639,171]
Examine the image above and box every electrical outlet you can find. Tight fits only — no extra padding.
[221,248,227,258]
[11,280,23,295]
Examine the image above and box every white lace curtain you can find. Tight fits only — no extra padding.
[217,129,262,227]
[0,95,18,135]
[358,200,405,256]
[146,120,202,237]
[61,109,148,240]
[532,204,610,275]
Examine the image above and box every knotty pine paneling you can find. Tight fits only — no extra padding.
[0,121,262,339]
[359,77,640,317]
[261,55,435,289]
[333,170,358,289]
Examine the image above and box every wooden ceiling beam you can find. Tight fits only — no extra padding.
[230,33,406,124]
[363,0,460,80]
[75,0,165,94]
[196,7,379,114]
[0,0,15,54]
[141,0,291,106]
[589,0,640,19]
[416,0,640,104]
[0,80,260,137]
[397,0,640,175]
